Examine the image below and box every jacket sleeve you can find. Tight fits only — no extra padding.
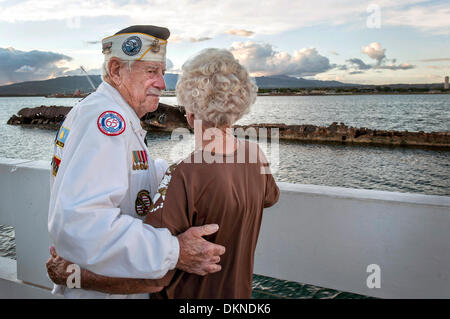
[48,113,179,279]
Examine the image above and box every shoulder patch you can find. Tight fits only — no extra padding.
[97,110,126,136]
[55,126,70,148]
[51,155,61,177]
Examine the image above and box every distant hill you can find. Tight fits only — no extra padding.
[0,73,357,96]
[254,75,355,88]
[0,75,103,96]
[0,73,444,96]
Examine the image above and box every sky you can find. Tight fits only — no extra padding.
[0,0,449,86]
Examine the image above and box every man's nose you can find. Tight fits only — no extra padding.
[153,72,166,91]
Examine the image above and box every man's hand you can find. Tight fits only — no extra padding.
[46,246,72,286]
[46,247,165,294]
[176,224,225,276]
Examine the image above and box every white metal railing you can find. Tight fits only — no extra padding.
[0,157,449,298]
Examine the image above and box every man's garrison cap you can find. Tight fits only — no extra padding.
[102,25,170,63]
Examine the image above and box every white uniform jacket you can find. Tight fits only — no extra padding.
[48,81,179,298]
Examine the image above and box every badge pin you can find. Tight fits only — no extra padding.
[102,41,112,54]
[150,39,160,53]
[122,36,142,56]
[135,189,152,216]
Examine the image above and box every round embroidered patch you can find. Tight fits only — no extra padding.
[97,111,126,136]
[135,190,152,216]
[122,36,142,56]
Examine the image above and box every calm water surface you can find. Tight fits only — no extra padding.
[1,94,449,195]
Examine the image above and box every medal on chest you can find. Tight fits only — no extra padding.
[132,150,149,170]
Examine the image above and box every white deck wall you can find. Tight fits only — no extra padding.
[0,157,449,298]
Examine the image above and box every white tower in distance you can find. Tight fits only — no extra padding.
[445,76,449,90]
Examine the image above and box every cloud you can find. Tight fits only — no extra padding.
[230,41,332,77]
[15,65,36,73]
[361,42,385,65]
[226,29,254,37]
[383,3,450,35]
[374,63,415,71]
[345,59,415,73]
[344,43,415,74]
[63,67,101,76]
[419,58,450,62]
[188,37,212,43]
[0,47,72,85]
[165,58,174,70]
[347,58,372,70]
[377,63,414,70]
[2,0,446,39]
[426,65,450,70]
[164,35,212,43]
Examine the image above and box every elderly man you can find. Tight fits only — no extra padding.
[47,25,225,299]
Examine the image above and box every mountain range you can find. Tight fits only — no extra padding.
[0,74,357,96]
[0,74,443,96]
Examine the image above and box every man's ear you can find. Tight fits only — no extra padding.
[108,58,123,86]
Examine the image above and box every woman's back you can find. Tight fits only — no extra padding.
[146,140,279,298]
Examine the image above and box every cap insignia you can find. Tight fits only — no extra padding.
[102,42,112,54]
[150,39,161,53]
[122,36,142,56]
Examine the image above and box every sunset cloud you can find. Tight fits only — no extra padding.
[188,37,212,43]
[226,29,254,37]
[344,43,416,74]
[230,41,331,77]
[419,58,450,62]
[361,42,386,65]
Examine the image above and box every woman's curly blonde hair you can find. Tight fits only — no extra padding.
[176,48,258,127]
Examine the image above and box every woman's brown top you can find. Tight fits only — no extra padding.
[144,140,280,298]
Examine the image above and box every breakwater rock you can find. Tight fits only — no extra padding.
[7,105,71,129]
[7,105,450,149]
[140,104,189,132]
[7,104,189,132]
[233,122,450,149]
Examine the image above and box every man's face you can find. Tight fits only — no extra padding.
[119,60,166,118]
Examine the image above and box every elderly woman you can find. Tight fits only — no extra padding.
[47,48,280,298]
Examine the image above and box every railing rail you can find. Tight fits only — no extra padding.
[0,157,449,298]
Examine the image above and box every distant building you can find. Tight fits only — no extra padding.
[445,76,449,90]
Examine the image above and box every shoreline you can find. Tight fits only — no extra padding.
[1,92,449,98]
[257,92,450,96]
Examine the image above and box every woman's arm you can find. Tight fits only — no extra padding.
[46,247,163,294]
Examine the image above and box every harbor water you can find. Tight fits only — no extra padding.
[1,94,449,195]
